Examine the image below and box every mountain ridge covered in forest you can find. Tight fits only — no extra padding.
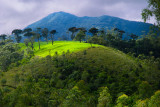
[26,11,153,39]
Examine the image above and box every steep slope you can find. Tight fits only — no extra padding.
[26,11,152,39]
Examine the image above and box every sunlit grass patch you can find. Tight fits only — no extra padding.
[20,41,101,57]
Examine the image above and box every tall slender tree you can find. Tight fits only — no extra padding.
[12,29,22,43]
[68,27,79,40]
[50,30,57,45]
[42,28,49,43]
[35,28,41,49]
[30,36,35,50]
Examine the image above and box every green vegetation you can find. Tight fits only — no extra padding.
[0,45,160,106]
[0,1,160,106]
[142,0,160,26]
[20,41,101,57]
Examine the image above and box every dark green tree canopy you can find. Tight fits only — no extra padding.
[89,27,99,36]
[78,27,87,33]
[12,29,22,35]
[68,27,79,33]
[129,34,138,40]
[23,28,32,33]
[50,30,57,45]
[68,27,79,40]
[0,34,7,41]
[75,30,86,43]
[23,28,33,38]
[12,29,22,43]
[50,30,57,35]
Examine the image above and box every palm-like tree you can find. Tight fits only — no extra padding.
[35,28,41,49]
[50,30,57,45]
[89,27,98,36]
[68,27,79,40]
[12,29,22,43]
[23,28,32,38]
[42,28,49,43]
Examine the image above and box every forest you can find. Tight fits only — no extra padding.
[0,0,160,106]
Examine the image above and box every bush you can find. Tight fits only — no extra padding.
[1,79,7,85]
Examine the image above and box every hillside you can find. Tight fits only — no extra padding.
[20,41,101,57]
[26,11,153,39]
[1,41,160,106]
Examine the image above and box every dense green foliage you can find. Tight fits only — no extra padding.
[0,45,160,106]
[0,1,160,106]
[87,27,160,58]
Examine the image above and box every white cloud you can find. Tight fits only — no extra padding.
[0,0,154,34]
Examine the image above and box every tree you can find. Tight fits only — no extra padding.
[116,94,129,107]
[62,86,86,106]
[89,27,98,36]
[0,43,24,72]
[42,28,49,43]
[12,29,22,43]
[0,34,7,42]
[30,36,35,50]
[23,28,35,50]
[24,39,29,47]
[149,90,160,106]
[142,0,160,25]
[134,99,149,107]
[114,28,125,39]
[75,30,86,43]
[1,78,7,85]
[35,28,41,49]
[129,33,138,40]
[138,81,153,99]
[68,27,79,40]
[78,27,87,33]
[23,28,32,38]
[50,30,57,45]
[0,89,3,106]
[99,29,106,39]
[97,87,112,107]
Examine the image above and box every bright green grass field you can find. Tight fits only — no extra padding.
[20,41,101,57]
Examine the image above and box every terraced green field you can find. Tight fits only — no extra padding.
[20,41,101,57]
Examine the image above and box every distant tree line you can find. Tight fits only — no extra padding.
[67,26,160,58]
[0,28,57,50]
[0,25,160,58]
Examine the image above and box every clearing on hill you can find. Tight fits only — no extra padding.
[20,41,101,57]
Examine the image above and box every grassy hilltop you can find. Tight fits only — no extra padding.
[20,41,101,57]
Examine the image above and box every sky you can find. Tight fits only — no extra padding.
[0,0,155,34]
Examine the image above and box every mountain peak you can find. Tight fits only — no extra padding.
[48,11,76,17]
[26,12,152,39]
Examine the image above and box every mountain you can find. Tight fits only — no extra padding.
[26,11,153,39]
